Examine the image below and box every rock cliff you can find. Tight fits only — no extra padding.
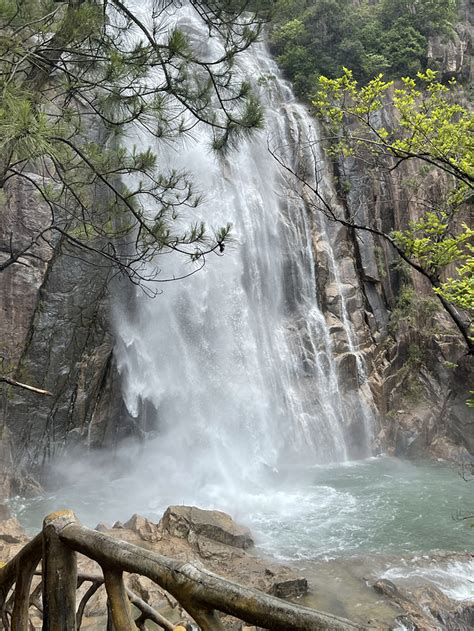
[328,0,474,460]
[0,1,472,498]
[0,172,134,495]
[305,0,473,463]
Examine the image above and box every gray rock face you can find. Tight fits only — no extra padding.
[0,173,133,492]
[160,506,254,550]
[428,2,473,82]
[375,322,474,462]
[336,78,474,460]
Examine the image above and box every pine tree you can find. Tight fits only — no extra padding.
[0,0,271,286]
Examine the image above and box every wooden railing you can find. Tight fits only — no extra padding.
[0,510,366,630]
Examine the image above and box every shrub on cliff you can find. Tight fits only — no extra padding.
[309,68,473,352]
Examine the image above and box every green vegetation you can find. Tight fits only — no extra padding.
[270,0,460,94]
[388,287,439,335]
[312,68,473,351]
[270,0,471,351]
[387,287,441,403]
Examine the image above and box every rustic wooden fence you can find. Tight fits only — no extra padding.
[0,510,366,631]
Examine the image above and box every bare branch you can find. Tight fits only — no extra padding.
[0,376,52,396]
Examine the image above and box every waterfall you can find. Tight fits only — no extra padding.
[114,1,375,512]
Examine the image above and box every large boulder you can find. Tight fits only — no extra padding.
[160,506,254,550]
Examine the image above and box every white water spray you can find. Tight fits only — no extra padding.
[114,1,375,514]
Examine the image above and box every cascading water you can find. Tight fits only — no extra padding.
[113,0,376,511]
[8,5,474,622]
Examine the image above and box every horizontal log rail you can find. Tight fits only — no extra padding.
[0,510,368,630]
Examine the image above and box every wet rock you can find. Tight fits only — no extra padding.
[160,506,254,549]
[336,352,359,391]
[10,472,43,498]
[374,578,474,631]
[373,579,404,600]
[372,325,474,461]
[324,282,341,308]
[429,436,472,462]
[124,513,161,543]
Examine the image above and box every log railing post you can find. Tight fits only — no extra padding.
[183,604,226,631]
[0,579,13,629]
[0,511,367,631]
[106,601,114,631]
[103,568,135,631]
[11,545,42,631]
[76,582,101,629]
[42,511,78,631]
[0,534,43,631]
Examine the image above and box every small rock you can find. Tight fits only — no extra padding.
[94,522,110,532]
[124,514,161,543]
[270,577,308,599]
[373,579,401,599]
[0,517,27,543]
[112,521,125,529]
[83,585,108,617]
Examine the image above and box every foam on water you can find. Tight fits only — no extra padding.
[381,559,474,601]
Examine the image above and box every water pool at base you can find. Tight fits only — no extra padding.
[10,456,473,561]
